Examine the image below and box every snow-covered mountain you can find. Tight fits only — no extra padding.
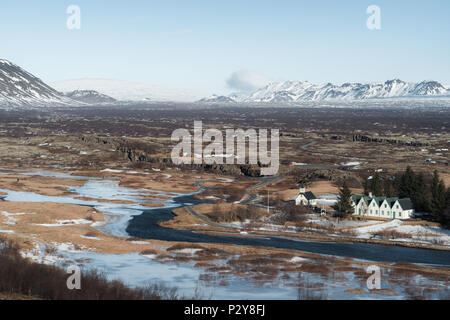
[64,90,116,104]
[240,79,449,103]
[0,59,78,107]
[52,78,203,103]
[198,94,236,103]
[2,58,448,108]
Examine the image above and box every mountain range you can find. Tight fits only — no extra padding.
[0,59,449,108]
[201,79,450,103]
[0,59,203,107]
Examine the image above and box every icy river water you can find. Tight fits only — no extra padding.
[1,169,449,299]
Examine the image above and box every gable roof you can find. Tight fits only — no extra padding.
[303,191,317,200]
[351,195,414,210]
[398,198,414,210]
[295,191,317,201]
[351,195,364,203]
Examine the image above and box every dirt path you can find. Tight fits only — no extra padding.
[184,176,281,231]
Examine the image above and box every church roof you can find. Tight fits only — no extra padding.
[294,191,317,201]
[303,191,317,200]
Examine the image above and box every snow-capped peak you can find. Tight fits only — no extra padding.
[64,89,117,104]
[0,59,80,108]
[236,79,450,103]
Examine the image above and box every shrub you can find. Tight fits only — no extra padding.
[0,236,182,300]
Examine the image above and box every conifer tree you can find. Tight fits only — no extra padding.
[430,171,446,222]
[333,181,354,220]
[370,172,383,197]
[383,178,394,197]
[363,179,370,196]
[415,172,430,212]
[443,187,450,229]
[398,166,416,199]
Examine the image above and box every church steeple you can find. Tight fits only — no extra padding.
[299,183,306,194]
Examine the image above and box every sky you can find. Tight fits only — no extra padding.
[1,0,449,95]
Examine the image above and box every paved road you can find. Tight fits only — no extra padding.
[240,175,282,205]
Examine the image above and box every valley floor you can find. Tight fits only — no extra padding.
[0,167,448,300]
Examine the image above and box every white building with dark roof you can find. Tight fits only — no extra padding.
[351,193,414,220]
[295,184,318,206]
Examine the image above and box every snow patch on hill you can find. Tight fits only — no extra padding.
[240,79,450,103]
[0,59,80,108]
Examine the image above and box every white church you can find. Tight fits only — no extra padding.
[294,184,318,206]
[294,183,415,220]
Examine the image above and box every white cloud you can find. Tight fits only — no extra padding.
[226,70,268,92]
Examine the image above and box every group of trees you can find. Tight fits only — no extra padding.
[209,203,261,223]
[271,203,311,225]
[336,167,450,228]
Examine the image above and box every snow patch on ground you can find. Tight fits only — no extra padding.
[80,235,102,240]
[101,168,123,173]
[292,162,308,166]
[290,256,308,263]
[35,219,92,227]
[130,241,150,245]
[351,220,450,245]
[205,196,220,200]
[172,248,202,255]
[1,211,36,225]
[355,220,402,238]
[341,161,361,166]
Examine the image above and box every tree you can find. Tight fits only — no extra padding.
[332,182,354,220]
[430,171,447,223]
[370,172,383,197]
[383,178,394,197]
[414,172,430,212]
[395,167,430,212]
[398,166,416,199]
[363,178,370,196]
[442,187,450,229]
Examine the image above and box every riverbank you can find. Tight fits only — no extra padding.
[1,167,449,299]
[166,205,450,252]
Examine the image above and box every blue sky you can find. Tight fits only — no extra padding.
[1,0,449,94]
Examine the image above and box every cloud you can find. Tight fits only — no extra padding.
[226,70,268,92]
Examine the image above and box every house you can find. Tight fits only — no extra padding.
[294,184,318,206]
[351,193,414,220]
